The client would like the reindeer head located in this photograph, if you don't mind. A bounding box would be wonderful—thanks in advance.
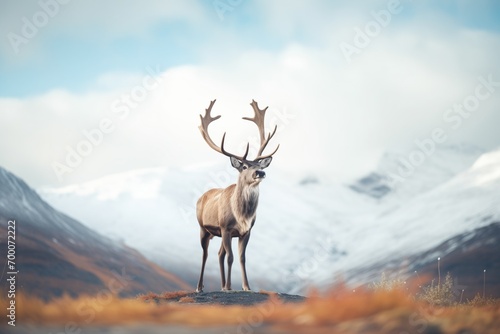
[199,100,279,185]
[229,156,272,185]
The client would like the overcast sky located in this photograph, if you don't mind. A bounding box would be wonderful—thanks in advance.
[1,0,499,187]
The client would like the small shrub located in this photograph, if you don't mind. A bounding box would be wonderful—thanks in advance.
[160,291,190,300]
[137,291,159,302]
[418,272,456,306]
[467,293,496,307]
[137,291,191,302]
[371,272,407,291]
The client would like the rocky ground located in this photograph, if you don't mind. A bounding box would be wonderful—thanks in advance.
[146,290,306,306]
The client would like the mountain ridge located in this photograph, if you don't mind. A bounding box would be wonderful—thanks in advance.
[0,165,191,300]
[37,145,500,295]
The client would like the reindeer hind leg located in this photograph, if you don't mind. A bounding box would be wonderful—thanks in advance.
[238,231,251,291]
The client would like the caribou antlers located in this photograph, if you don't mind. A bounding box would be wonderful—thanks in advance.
[198,99,279,162]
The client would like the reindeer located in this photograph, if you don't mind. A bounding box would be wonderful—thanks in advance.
[195,99,279,292]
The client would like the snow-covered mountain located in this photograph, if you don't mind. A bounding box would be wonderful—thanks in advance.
[332,146,500,293]
[350,143,485,200]
[38,145,500,294]
[0,166,190,299]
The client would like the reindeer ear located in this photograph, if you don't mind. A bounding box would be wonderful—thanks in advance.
[230,156,242,169]
[259,157,272,169]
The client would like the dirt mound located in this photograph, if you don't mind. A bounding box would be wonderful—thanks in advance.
[144,290,306,306]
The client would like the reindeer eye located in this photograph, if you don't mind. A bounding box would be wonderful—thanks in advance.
[242,165,248,170]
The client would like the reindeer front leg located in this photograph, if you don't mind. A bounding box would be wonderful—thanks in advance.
[221,229,233,291]
[196,229,211,293]
[239,230,251,291]
[218,243,226,290]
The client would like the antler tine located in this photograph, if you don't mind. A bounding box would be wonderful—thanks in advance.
[199,99,223,154]
[255,143,280,161]
[244,100,279,160]
[256,124,277,156]
[221,134,249,161]
[199,100,250,161]
[244,100,267,141]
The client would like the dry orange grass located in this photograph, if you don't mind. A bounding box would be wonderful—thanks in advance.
[138,290,191,302]
[178,296,195,303]
[3,287,499,333]
[259,289,278,296]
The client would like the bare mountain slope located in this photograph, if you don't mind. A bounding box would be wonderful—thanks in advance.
[0,166,191,300]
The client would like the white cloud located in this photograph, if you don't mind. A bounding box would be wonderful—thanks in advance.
[1,1,500,187]
[0,0,207,59]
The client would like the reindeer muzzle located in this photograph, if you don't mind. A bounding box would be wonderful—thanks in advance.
[255,170,266,179]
